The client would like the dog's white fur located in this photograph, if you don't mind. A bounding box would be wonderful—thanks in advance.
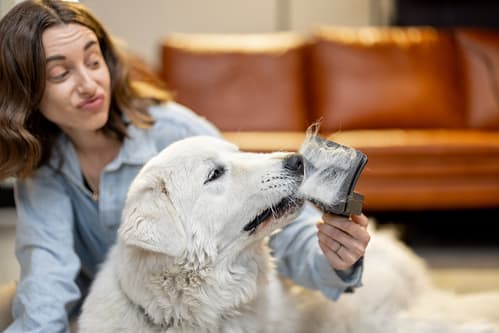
[79,136,499,333]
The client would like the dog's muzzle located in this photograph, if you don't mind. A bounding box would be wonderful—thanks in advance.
[242,154,305,235]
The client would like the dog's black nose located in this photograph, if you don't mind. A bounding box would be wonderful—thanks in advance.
[284,154,304,175]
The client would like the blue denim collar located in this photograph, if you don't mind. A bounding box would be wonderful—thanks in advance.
[49,123,158,182]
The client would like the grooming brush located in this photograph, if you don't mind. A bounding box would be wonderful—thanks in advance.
[298,132,368,217]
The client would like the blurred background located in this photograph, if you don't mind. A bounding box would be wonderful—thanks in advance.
[1,0,498,293]
[2,0,395,67]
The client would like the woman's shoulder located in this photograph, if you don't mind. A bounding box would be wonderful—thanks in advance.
[14,163,68,206]
[145,102,221,151]
[148,102,220,137]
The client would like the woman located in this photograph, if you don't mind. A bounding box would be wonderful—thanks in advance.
[0,1,370,332]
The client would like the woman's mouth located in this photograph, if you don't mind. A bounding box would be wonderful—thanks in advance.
[77,95,105,111]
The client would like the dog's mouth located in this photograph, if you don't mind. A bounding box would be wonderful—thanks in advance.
[243,196,304,235]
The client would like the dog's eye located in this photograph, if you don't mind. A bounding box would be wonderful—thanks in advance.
[205,166,225,184]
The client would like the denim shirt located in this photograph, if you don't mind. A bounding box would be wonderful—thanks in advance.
[7,102,362,333]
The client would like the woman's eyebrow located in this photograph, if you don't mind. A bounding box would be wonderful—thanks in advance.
[83,40,97,51]
[45,40,98,63]
[46,55,65,63]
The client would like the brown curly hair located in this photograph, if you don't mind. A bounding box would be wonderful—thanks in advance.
[0,0,170,180]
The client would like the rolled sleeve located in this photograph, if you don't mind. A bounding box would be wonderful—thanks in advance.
[269,203,363,300]
[6,170,81,333]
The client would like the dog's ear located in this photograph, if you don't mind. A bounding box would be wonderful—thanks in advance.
[119,178,186,257]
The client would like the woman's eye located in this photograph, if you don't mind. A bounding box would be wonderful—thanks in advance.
[87,58,101,69]
[48,67,69,81]
[47,64,69,81]
[205,166,225,184]
[86,51,103,69]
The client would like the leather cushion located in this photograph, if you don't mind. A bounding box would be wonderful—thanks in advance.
[455,29,499,129]
[161,33,308,131]
[308,27,467,131]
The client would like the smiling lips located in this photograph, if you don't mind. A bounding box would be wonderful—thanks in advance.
[77,95,104,111]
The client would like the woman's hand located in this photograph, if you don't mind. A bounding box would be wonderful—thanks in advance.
[317,213,370,271]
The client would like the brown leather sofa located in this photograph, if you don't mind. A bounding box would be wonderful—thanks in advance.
[159,27,499,213]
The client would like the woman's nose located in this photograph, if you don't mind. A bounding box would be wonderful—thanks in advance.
[76,69,97,96]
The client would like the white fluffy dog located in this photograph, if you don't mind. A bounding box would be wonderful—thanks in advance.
[79,136,499,333]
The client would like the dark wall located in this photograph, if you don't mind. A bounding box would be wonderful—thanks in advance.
[394,0,499,28]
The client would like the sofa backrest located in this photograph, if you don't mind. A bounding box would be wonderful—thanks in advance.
[161,33,309,131]
[308,26,466,132]
[455,29,499,129]
[159,27,499,132]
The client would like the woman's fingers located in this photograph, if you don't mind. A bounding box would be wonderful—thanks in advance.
[321,213,370,245]
[317,225,366,258]
[317,213,371,271]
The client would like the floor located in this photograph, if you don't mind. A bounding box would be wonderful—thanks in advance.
[1,207,499,294]
[374,210,499,294]
[0,208,19,285]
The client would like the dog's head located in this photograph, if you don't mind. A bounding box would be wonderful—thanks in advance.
[119,136,304,259]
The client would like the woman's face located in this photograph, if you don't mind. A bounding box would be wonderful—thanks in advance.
[39,23,111,137]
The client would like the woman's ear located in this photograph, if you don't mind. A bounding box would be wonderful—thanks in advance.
[118,178,186,257]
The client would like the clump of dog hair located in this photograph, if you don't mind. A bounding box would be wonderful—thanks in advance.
[298,124,367,215]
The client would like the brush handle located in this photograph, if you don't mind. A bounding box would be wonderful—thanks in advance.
[309,192,364,217]
[344,192,364,216]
